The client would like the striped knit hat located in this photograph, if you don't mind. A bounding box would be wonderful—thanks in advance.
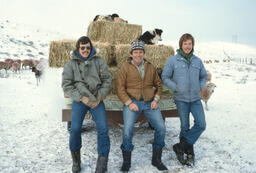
[130,40,145,52]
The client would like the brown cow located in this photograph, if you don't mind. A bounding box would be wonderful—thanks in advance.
[11,62,21,73]
[21,59,34,69]
[0,61,11,73]
[4,58,14,64]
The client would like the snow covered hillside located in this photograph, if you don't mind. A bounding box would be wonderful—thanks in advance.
[0,19,69,61]
[0,20,256,173]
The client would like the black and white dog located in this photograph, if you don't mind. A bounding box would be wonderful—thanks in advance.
[32,67,42,86]
[93,13,127,23]
[138,29,163,45]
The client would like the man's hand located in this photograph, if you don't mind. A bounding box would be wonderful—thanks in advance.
[81,96,100,108]
[128,102,139,112]
[81,96,89,104]
[151,100,158,110]
[88,99,100,109]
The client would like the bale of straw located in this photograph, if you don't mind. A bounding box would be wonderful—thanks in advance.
[145,44,175,69]
[87,21,142,44]
[49,40,76,67]
[108,67,119,95]
[49,40,115,67]
[115,44,130,68]
[94,42,116,66]
[115,44,175,69]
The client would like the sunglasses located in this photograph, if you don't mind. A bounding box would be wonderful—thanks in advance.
[80,46,91,51]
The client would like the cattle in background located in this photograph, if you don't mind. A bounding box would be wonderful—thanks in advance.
[0,61,11,73]
[4,59,14,65]
[11,62,21,73]
[21,59,34,69]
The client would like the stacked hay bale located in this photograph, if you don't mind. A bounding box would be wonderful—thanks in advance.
[115,44,174,69]
[49,41,115,67]
[49,21,174,97]
[87,21,142,44]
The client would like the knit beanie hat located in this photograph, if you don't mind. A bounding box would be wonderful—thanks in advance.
[130,40,145,52]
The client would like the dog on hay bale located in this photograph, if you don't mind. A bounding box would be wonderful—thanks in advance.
[138,28,163,45]
[93,13,128,23]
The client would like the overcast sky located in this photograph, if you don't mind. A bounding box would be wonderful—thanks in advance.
[1,0,256,46]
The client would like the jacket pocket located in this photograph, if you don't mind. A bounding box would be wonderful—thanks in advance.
[174,64,187,93]
[190,63,200,76]
[190,64,201,93]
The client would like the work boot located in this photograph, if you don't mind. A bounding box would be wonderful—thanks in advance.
[121,151,131,172]
[71,150,81,173]
[95,156,108,173]
[152,148,168,171]
[185,144,195,167]
[173,138,187,165]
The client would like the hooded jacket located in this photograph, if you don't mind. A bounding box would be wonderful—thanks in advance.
[162,53,207,102]
[62,47,112,102]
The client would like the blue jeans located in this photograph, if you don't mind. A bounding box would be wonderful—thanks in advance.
[121,99,166,152]
[175,100,206,145]
[69,101,110,157]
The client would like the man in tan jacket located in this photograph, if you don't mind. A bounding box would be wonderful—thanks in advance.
[117,40,168,172]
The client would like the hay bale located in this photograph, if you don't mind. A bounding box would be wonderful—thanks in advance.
[115,44,130,68]
[87,21,142,44]
[49,40,115,67]
[116,44,175,69]
[94,42,116,66]
[108,67,119,95]
[145,45,175,69]
[49,40,76,67]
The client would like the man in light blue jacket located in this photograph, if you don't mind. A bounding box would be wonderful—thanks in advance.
[162,33,207,167]
[62,36,112,173]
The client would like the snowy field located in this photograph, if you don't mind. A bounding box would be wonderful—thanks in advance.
[0,20,256,173]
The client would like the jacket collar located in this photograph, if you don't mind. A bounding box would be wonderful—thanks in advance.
[71,46,97,61]
[127,57,151,65]
[177,48,194,63]
[177,53,195,63]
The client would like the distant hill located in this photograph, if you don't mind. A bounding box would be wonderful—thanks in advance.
[0,19,70,61]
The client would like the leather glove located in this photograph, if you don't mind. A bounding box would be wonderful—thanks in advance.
[88,99,100,109]
[81,96,100,109]
[81,96,90,105]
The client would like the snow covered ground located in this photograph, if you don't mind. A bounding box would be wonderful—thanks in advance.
[0,20,256,173]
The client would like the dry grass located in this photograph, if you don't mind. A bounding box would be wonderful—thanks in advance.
[115,44,175,69]
[108,67,120,95]
[49,40,115,67]
[87,21,142,44]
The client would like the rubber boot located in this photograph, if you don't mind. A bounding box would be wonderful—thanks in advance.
[95,156,108,173]
[173,138,187,165]
[152,148,168,171]
[121,151,131,172]
[185,144,195,167]
[71,150,81,173]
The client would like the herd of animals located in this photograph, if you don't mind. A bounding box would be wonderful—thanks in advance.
[0,58,47,86]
